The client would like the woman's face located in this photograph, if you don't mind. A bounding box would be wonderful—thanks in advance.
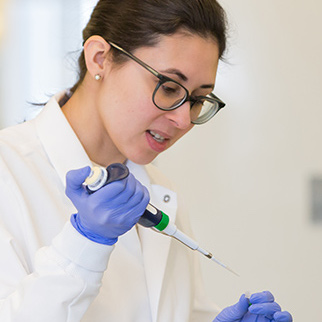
[96,31,220,165]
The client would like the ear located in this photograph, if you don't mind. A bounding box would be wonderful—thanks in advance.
[83,35,112,80]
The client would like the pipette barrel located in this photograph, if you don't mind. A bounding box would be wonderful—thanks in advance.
[137,204,166,228]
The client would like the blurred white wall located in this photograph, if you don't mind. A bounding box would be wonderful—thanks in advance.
[0,0,321,320]
[0,0,98,128]
[157,1,322,320]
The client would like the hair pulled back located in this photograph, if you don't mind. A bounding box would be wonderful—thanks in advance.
[71,0,227,93]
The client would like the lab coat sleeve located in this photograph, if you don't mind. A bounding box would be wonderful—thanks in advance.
[0,217,114,321]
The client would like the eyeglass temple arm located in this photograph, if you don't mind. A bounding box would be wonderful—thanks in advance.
[107,41,160,78]
[209,93,226,108]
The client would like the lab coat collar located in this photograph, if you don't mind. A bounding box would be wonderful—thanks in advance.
[34,93,92,185]
[34,94,178,322]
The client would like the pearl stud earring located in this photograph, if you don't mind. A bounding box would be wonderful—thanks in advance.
[95,74,101,81]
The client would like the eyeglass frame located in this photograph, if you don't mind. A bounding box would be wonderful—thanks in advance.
[107,40,226,125]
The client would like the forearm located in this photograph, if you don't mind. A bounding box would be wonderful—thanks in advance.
[0,222,114,322]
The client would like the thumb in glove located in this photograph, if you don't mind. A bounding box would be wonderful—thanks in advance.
[214,294,249,322]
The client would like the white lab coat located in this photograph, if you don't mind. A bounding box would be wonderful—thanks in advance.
[0,93,220,321]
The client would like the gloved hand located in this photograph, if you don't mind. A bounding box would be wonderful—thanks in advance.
[213,291,293,322]
[65,166,150,245]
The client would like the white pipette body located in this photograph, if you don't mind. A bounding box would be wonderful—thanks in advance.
[157,220,239,277]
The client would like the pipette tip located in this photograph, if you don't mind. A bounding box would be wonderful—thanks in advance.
[210,256,240,277]
[224,265,240,277]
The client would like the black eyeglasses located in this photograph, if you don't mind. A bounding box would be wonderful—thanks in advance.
[107,41,226,125]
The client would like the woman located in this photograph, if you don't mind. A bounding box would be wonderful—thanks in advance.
[0,0,292,321]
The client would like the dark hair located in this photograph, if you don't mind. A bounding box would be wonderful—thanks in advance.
[70,0,227,94]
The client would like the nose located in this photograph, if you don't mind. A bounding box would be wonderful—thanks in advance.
[166,101,192,129]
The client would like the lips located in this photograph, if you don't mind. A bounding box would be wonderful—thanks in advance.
[148,130,165,143]
[146,130,170,152]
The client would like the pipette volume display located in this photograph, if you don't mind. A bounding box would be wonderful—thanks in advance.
[84,163,239,276]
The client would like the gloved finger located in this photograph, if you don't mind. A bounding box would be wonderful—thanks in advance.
[254,317,271,322]
[250,291,275,304]
[127,177,149,205]
[273,311,293,322]
[241,312,269,322]
[113,184,150,225]
[128,186,150,220]
[92,176,129,202]
[109,173,140,206]
[66,166,91,195]
[109,195,150,230]
[122,182,149,211]
[248,302,281,315]
[214,294,249,321]
[113,174,149,209]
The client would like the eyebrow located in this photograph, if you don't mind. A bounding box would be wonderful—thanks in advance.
[161,68,188,82]
[161,68,214,90]
[200,84,215,89]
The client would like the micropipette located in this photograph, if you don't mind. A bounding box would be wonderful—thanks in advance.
[140,203,239,276]
[84,163,239,277]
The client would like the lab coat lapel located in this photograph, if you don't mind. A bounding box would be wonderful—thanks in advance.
[138,185,177,322]
[128,162,178,322]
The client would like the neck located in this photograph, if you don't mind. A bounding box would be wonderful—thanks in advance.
[61,81,126,167]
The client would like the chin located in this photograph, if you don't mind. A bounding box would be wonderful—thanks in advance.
[127,152,159,166]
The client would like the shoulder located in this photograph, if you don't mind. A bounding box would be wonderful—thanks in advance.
[0,119,44,171]
[0,120,37,151]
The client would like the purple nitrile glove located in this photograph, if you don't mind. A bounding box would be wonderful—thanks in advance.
[213,291,293,322]
[66,166,150,245]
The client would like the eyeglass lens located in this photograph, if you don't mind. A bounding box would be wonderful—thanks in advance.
[154,81,186,109]
[153,80,219,123]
